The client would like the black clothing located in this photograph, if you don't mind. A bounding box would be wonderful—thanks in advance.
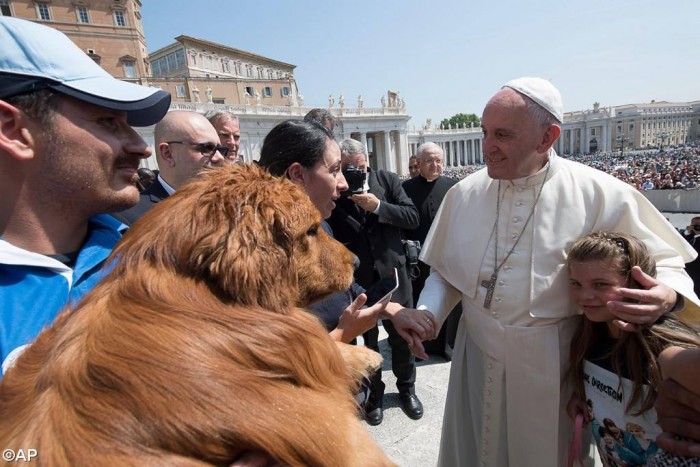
[112,177,169,226]
[309,221,365,335]
[682,232,700,296]
[402,175,461,359]
[327,169,419,396]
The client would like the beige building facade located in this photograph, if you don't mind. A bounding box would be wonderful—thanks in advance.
[1,0,149,81]
[147,36,300,108]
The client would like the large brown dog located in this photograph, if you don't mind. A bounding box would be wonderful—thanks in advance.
[0,164,394,466]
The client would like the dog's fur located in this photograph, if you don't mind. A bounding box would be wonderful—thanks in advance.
[0,164,393,466]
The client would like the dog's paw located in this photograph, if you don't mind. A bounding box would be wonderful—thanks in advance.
[335,342,382,379]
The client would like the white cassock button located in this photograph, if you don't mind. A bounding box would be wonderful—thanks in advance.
[516,201,523,206]
[513,217,520,223]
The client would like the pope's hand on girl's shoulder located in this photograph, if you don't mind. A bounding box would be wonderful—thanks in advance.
[607,266,676,332]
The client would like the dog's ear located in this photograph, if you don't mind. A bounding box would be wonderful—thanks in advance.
[113,164,314,313]
[196,198,298,313]
[179,166,304,313]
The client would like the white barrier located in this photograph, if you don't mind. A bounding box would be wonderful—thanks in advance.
[642,189,700,212]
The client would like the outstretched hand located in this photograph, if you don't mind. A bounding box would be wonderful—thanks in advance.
[331,293,385,343]
[606,266,676,332]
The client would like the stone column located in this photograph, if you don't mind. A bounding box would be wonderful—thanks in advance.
[361,132,368,152]
[383,131,393,172]
[398,131,409,175]
[602,122,609,152]
[569,130,575,155]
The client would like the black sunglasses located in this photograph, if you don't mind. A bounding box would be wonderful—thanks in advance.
[167,141,229,157]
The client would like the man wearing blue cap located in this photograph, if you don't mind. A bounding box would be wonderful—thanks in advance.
[405,77,699,466]
[0,17,170,376]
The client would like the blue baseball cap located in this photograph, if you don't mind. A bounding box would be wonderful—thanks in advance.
[0,16,170,127]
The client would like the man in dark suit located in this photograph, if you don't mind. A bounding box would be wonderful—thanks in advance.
[402,142,461,361]
[114,111,227,225]
[681,216,700,296]
[327,139,421,425]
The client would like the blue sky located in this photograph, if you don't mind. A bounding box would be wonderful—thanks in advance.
[141,0,699,129]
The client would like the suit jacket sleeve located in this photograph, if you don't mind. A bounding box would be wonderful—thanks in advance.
[374,170,419,231]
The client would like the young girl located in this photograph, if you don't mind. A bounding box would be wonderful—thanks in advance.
[566,231,700,466]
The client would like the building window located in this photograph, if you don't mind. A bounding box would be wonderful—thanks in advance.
[257,66,264,79]
[76,6,90,23]
[222,61,230,73]
[281,86,290,97]
[212,98,224,104]
[245,64,252,78]
[267,69,274,80]
[590,128,596,136]
[175,85,186,98]
[629,124,634,131]
[36,2,51,20]
[1,0,13,16]
[122,60,136,78]
[235,61,242,75]
[114,10,126,27]
[617,125,622,133]
[263,86,272,97]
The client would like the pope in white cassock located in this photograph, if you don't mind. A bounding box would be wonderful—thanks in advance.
[414,77,699,466]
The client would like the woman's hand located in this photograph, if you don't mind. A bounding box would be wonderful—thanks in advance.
[329,293,385,343]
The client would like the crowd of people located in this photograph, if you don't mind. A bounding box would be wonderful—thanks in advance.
[410,147,700,192]
[360,147,700,199]
[1,16,699,467]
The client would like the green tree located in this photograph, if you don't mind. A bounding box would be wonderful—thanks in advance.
[440,113,480,130]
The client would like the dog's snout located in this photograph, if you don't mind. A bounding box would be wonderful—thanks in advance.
[352,255,360,271]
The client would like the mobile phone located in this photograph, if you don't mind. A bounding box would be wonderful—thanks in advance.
[364,268,399,307]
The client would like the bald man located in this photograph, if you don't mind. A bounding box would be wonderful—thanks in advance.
[114,111,226,225]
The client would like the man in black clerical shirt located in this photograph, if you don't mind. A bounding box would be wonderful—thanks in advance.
[402,142,460,360]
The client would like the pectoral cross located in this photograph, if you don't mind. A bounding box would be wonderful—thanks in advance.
[480,272,497,309]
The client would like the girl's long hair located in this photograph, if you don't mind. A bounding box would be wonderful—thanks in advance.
[568,231,700,415]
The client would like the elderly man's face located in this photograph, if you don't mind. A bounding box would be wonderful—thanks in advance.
[35,96,151,214]
[212,116,241,162]
[419,149,443,181]
[481,88,552,180]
